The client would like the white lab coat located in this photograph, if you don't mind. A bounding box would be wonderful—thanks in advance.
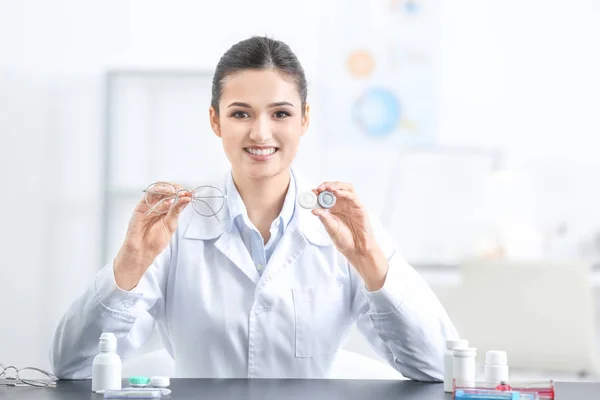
[50,169,458,380]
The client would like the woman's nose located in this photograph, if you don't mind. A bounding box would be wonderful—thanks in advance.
[249,116,272,142]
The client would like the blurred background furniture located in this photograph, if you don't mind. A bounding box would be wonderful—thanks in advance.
[457,260,599,378]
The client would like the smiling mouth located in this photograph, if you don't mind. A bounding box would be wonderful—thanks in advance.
[244,147,279,156]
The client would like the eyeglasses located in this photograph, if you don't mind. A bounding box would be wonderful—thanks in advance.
[0,363,57,387]
[142,182,227,221]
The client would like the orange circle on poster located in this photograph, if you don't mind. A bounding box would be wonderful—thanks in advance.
[347,50,375,78]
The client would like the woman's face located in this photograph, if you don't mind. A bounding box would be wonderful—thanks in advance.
[209,68,309,181]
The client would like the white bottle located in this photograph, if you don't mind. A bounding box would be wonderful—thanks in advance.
[484,350,509,384]
[91,332,122,392]
[453,347,477,388]
[444,339,468,392]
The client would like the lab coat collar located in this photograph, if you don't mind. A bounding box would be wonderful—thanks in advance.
[182,168,333,247]
[224,167,297,236]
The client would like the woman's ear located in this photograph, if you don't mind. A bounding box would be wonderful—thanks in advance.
[209,106,222,138]
[301,103,310,136]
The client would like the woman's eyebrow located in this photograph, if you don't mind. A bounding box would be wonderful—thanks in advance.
[227,102,252,108]
[226,101,295,108]
[268,101,295,108]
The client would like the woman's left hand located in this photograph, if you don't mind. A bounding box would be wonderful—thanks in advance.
[312,181,389,290]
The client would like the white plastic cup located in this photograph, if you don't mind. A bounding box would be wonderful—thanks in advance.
[150,376,170,388]
[484,350,509,384]
[444,339,469,392]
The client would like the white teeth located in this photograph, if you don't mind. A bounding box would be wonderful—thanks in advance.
[247,148,276,156]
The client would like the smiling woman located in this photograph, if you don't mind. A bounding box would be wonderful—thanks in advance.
[208,38,309,185]
[50,35,458,382]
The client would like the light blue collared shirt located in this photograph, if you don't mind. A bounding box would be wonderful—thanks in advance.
[225,170,296,276]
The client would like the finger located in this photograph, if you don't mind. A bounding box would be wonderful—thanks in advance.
[173,183,193,198]
[143,183,178,212]
[141,196,173,216]
[178,190,192,199]
[145,182,178,195]
[317,181,354,193]
[312,208,339,236]
[164,196,191,232]
[329,182,354,192]
[329,188,361,204]
[317,181,335,191]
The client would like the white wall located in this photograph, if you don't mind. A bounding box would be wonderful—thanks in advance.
[1,0,600,372]
[439,0,600,160]
[437,0,600,262]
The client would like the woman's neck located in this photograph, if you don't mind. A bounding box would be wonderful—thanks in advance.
[231,168,291,237]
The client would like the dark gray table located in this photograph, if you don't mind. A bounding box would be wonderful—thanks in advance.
[1,379,598,399]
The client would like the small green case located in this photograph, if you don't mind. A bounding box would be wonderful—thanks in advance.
[128,376,150,387]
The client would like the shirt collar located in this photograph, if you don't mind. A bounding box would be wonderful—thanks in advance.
[182,168,332,246]
[225,169,296,232]
[225,173,244,227]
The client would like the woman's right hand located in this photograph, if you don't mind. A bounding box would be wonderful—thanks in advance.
[114,184,192,290]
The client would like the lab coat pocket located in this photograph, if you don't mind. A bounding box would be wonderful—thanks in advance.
[292,283,347,358]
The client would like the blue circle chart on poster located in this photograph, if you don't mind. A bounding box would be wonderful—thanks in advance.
[403,1,419,14]
[391,0,420,14]
[353,87,401,137]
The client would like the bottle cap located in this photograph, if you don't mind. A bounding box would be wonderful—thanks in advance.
[99,332,117,352]
[446,339,469,350]
[128,376,150,387]
[453,347,477,358]
[298,191,318,209]
[150,376,170,388]
[485,350,508,366]
[317,191,336,209]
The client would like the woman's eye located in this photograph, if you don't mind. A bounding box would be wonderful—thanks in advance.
[232,111,250,119]
[273,111,291,119]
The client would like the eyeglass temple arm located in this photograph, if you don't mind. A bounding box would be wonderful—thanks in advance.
[144,195,226,217]
[193,198,222,222]
[22,366,56,376]
[144,195,177,216]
